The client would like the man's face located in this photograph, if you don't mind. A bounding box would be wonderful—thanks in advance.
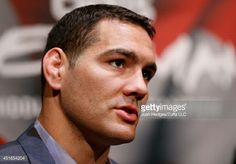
[60,20,156,146]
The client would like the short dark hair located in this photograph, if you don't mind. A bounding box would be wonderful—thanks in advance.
[41,4,156,94]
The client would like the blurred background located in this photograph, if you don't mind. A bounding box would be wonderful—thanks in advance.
[0,0,236,163]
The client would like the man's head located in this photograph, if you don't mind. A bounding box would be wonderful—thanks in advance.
[41,4,156,146]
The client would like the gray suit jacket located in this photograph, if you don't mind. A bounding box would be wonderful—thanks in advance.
[0,124,117,164]
[0,124,55,163]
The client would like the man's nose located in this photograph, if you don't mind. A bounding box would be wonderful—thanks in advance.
[123,70,148,100]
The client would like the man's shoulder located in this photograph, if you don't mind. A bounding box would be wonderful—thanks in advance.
[0,140,29,163]
[0,140,25,155]
[0,124,55,164]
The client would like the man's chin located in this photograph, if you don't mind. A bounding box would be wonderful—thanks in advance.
[108,128,136,145]
[111,137,135,145]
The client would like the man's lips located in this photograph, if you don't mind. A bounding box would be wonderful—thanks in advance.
[114,105,138,123]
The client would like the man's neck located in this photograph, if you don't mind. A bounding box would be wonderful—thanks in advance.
[38,95,110,164]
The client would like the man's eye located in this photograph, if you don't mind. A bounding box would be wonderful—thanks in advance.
[110,60,125,68]
[142,70,153,81]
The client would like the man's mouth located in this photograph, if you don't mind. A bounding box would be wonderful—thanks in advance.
[114,104,138,123]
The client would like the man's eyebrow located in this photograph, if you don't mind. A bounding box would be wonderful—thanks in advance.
[99,48,138,61]
[100,48,157,72]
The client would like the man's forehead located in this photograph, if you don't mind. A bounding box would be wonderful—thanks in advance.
[94,20,153,46]
[84,19,156,64]
[94,19,152,39]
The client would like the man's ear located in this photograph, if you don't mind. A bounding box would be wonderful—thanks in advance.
[43,48,68,90]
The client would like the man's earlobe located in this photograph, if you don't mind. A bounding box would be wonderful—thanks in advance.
[43,48,68,90]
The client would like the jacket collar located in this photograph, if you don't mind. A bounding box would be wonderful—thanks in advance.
[17,124,55,164]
